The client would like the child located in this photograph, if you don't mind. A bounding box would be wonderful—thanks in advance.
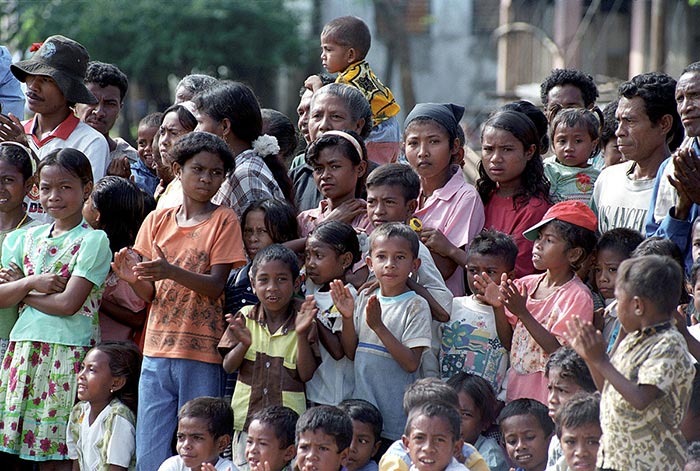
[0,148,112,465]
[687,442,700,471]
[549,392,601,471]
[478,110,552,277]
[218,244,319,466]
[338,399,383,471]
[441,229,516,397]
[314,16,401,165]
[331,223,431,441]
[600,100,624,168]
[567,255,695,470]
[446,373,509,471]
[476,200,596,403]
[67,341,142,471]
[132,112,162,195]
[83,176,147,342]
[245,406,298,471]
[403,103,485,296]
[543,108,602,204]
[0,142,38,360]
[154,104,197,209]
[296,405,353,471]
[158,397,236,471]
[499,399,554,471]
[305,221,360,405]
[402,402,466,471]
[113,132,247,470]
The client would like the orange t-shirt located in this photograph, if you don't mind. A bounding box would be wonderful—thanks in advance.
[133,205,246,364]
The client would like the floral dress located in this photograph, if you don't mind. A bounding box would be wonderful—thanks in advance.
[0,221,111,461]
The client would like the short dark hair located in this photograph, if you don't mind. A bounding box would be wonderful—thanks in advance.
[38,148,93,186]
[139,112,163,130]
[179,396,233,440]
[171,131,235,175]
[632,239,688,305]
[193,80,262,145]
[338,399,383,443]
[321,16,371,60]
[550,107,602,143]
[617,254,682,315]
[251,405,299,449]
[309,220,361,265]
[242,198,299,243]
[262,109,298,161]
[405,402,461,442]
[250,244,300,280]
[366,163,420,202]
[600,100,619,146]
[369,222,419,259]
[545,347,596,393]
[90,176,145,253]
[160,104,197,133]
[92,341,142,414]
[305,130,367,198]
[499,398,554,438]
[545,220,597,271]
[85,61,128,101]
[540,68,598,108]
[296,405,353,451]
[403,378,459,415]
[597,228,644,260]
[467,229,518,271]
[446,372,497,428]
[555,392,600,438]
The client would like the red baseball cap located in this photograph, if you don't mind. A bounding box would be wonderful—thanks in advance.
[523,200,597,241]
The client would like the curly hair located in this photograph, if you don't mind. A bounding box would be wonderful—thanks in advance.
[85,61,128,101]
[540,68,598,108]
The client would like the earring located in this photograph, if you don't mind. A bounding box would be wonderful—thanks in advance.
[109,388,114,393]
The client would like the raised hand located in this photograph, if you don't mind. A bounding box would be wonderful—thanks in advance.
[106,155,132,179]
[499,278,529,317]
[224,312,252,348]
[330,279,355,319]
[365,294,384,332]
[296,295,317,335]
[473,272,505,307]
[111,248,141,284]
[0,113,29,146]
[133,244,172,281]
[565,316,606,364]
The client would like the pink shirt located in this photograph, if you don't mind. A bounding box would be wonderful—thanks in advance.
[505,273,594,403]
[484,193,551,277]
[297,199,373,237]
[415,170,485,296]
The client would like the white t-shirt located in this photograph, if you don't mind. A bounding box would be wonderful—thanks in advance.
[158,456,237,471]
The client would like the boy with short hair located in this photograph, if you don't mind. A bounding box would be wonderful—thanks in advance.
[158,396,236,471]
[132,112,162,195]
[338,399,383,471]
[549,393,601,471]
[402,402,466,471]
[295,405,353,471]
[245,406,298,471]
[499,399,554,471]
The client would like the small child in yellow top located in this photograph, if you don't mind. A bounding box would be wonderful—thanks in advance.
[309,16,401,165]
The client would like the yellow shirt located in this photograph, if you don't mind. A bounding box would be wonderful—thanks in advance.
[336,60,400,127]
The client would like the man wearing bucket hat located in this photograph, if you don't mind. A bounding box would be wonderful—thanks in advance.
[0,35,109,221]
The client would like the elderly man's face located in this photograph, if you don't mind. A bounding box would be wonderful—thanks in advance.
[676,71,700,138]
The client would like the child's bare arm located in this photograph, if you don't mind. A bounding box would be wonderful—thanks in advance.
[365,295,423,373]
[407,278,449,322]
[112,248,155,302]
[296,296,320,381]
[222,313,252,374]
[330,280,358,359]
[500,279,561,353]
[420,228,467,280]
[23,276,95,316]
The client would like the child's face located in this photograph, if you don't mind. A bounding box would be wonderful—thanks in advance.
[692,220,700,263]
[560,422,602,471]
[244,209,274,261]
[466,252,513,296]
[367,235,420,297]
[159,111,189,163]
[311,146,366,204]
[296,429,348,471]
[546,367,586,420]
[532,224,572,272]
[614,283,642,333]
[404,121,457,183]
[39,164,91,224]
[552,124,597,168]
[402,415,460,471]
[481,126,534,192]
[305,237,350,288]
[346,419,380,471]
[0,159,31,215]
[246,419,296,471]
[82,195,100,229]
[501,414,551,471]
[173,150,225,203]
[252,259,298,318]
[602,140,624,168]
[320,35,354,74]
[25,74,67,114]
[176,417,228,469]
[456,392,484,445]
[366,185,416,227]
[76,348,120,405]
[594,248,624,300]
[137,124,158,168]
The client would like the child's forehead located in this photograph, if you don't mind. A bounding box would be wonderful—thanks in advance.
[371,235,412,251]
[500,413,543,433]
[408,414,453,435]
[178,416,213,435]
[466,251,510,268]
[367,184,406,200]
[560,421,602,436]
[256,259,294,276]
[249,419,281,439]
[298,428,338,445]
[404,119,449,138]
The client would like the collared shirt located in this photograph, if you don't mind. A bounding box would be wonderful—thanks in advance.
[336,61,400,127]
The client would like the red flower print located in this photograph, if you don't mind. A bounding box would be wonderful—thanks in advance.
[8,367,17,392]
[23,430,34,448]
[10,422,16,431]
[29,352,40,366]
[3,435,7,446]
[59,264,69,277]
[48,246,58,256]
[48,380,56,396]
[3,354,11,369]
[40,437,51,452]
[73,361,81,373]
[48,409,56,417]
[71,244,80,255]
[54,360,61,369]
[41,344,50,356]
[41,392,47,400]
[57,442,68,456]
[9,405,16,411]
[62,382,70,392]
[74,351,81,359]
[51,426,57,433]
[32,397,40,405]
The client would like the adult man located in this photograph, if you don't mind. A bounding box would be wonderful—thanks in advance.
[591,72,682,234]
[540,68,598,119]
[75,61,137,178]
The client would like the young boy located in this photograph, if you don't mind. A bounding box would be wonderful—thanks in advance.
[295,405,353,471]
[331,223,431,441]
[567,255,695,470]
[245,406,298,471]
[441,229,517,397]
[550,393,601,471]
[131,112,162,196]
[402,402,465,471]
[310,16,400,164]
[338,399,383,471]
[499,399,554,471]
[158,397,235,471]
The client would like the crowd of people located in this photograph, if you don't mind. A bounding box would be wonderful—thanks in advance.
[0,13,698,471]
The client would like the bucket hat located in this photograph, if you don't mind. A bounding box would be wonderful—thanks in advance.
[11,35,97,105]
[523,200,597,241]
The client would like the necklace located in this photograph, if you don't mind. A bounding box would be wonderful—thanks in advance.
[14,213,27,231]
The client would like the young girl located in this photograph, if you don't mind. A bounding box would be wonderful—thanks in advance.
[112,132,247,471]
[476,201,596,404]
[0,148,112,468]
[478,110,552,277]
[67,341,142,471]
[83,176,147,343]
[304,220,360,406]
[544,108,603,204]
[403,103,485,296]
[218,244,318,466]
[0,142,38,360]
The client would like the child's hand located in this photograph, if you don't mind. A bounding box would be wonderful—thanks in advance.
[249,459,272,471]
[325,199,367,225]
[0,263,23,284]
[304,75,323,92]
[330,279,354,319]
[296,295,317,335]
[200,463,226,471]
[225,313,252,348]
[30,273,67,294]
[473,272,505,307]
[133,244,172,281]
[419,227,452,257]
[566,316,606,364]
[365,294,384,332]
[112,248,140,284]
[499,278,528,317]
